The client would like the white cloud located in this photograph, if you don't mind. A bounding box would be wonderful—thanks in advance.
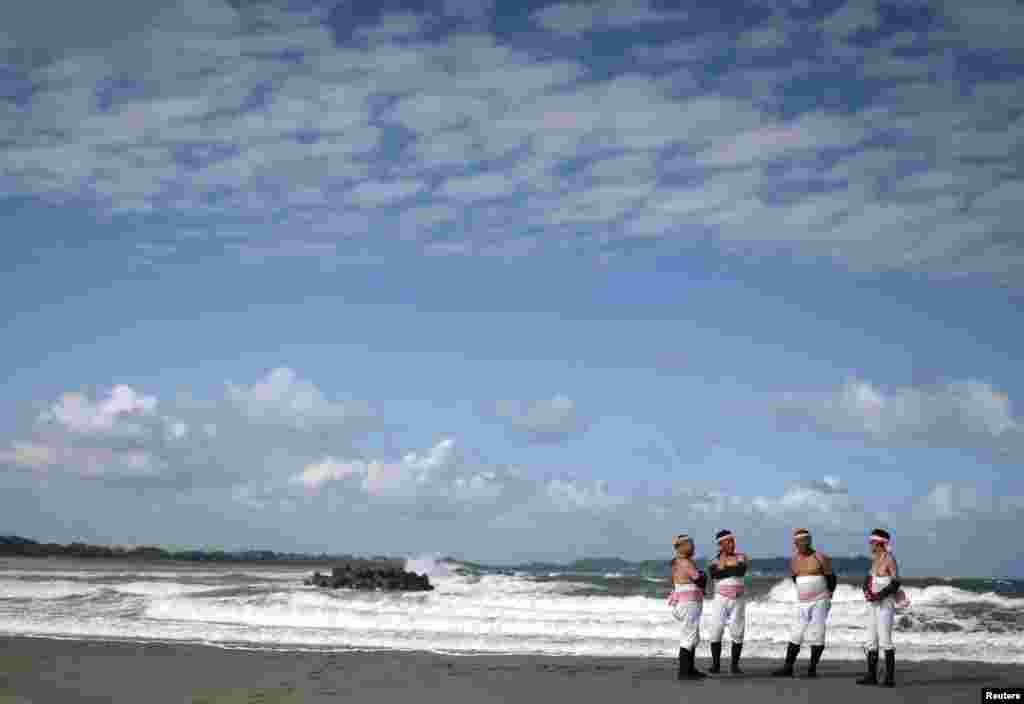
[40,386,158,435]
[932,0,1024,51]
[532,0,688,37]
[226,367,376,430]
[773,379,1020,459]
[2,0,1022,286]
[289,437,512,503]
[438,171,517,202]
[346,179,427,208]
[490,395,590,444]
[0,443,57,471]
[354,12,426,44]
[545,478,622,512]
[821,0,880,38]
[751,477,864,528]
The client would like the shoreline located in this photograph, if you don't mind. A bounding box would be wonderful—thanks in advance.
[2,635,1021,703]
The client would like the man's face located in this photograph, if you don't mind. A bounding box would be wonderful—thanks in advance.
[794,536,811,553]
[675,540,694,558]
[720,537,735,555]
[870,541,884,556]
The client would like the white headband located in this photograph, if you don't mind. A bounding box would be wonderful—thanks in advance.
[869,535,890,544]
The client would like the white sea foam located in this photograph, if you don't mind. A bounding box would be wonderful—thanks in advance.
[0,579,99,600]
[110,582,224,597]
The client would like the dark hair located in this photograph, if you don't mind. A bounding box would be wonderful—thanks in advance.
[870,528,891,541]
[715,530,733,541]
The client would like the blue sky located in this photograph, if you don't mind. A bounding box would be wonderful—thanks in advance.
[1,0,1022,575]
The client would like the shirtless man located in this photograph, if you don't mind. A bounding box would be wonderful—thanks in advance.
[669,534,708,680]
[772,528,836,678]
[857,528,902,687]
[706,530,748,674]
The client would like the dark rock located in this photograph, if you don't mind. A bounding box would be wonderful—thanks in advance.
[307,565,434,591]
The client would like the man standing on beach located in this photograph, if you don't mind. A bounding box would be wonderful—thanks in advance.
[669,534,708,681]
[706,529,748,674]
[857,528,903,687]
[772,528,836,678]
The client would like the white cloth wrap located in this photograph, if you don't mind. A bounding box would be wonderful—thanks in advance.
[715,575,746,599]
[791,576,831,646]
[670,584,703,650]
[865,575,896,652]
[707,581,746,644]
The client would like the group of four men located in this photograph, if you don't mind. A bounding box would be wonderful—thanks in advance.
[668,527,902,686]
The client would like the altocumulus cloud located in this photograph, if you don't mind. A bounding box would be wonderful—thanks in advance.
[2,0,1023,284]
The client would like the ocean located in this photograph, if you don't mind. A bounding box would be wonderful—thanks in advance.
[2,556,1022,663]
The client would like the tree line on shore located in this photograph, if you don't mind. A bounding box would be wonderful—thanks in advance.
[2,535,873,574]
[0,535,391,564]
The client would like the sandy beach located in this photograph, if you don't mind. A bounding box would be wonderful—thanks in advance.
[1,636,1019,703]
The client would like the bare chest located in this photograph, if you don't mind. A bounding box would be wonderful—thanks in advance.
[792,553,824,576]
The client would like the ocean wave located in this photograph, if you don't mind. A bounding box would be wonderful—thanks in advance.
[2,566,1023,664]
[0,579,99,600]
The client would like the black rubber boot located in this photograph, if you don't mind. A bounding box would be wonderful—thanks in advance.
[677,648,707,680]
[856,650,878,685]
[730,642,743,674]
[688,648,708,680]
[882,649,895,687]
[771,642,800,677]
[805,645,824,678]
[709,642,722,673]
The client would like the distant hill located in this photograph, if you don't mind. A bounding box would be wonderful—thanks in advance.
[1,536,872,574]
[0,535,38,546]
[0,535,394,564]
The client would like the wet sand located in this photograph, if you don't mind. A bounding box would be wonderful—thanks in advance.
[1,636,1019,703]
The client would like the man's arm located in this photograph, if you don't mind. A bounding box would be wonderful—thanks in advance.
[873,556,901,599]
[821,554,837,593]
[707,557,722,580]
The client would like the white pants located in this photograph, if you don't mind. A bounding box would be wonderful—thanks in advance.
[707,596,746,644]
[864,598,895,651]
[790,598,831,646]
[672,600,703,650]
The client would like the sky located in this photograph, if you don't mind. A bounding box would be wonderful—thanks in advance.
[1,0,1022,576]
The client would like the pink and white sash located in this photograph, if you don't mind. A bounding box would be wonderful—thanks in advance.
[796,575,829,602]
[716,576,745,599]
[869,575,911,608]
[668,583,704,605]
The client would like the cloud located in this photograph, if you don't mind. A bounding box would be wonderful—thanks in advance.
[750,477,866,529]
[40,385,158,435]
[821,0,880,38]
[226,367,377,430]
[1,368,381,489]
[292,437,461,496]
[531,0,688,38]
[544,478,623,512]
[771,378,1020,460]
[487,395,590,444]
[2,0,1023,287]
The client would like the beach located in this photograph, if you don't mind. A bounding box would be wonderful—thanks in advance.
[2,635,1020,703]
